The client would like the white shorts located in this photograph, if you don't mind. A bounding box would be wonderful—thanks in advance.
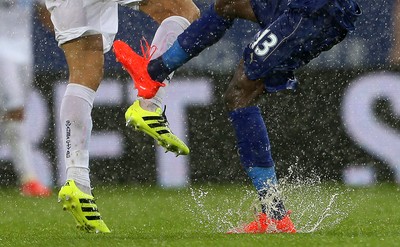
[45,0,141,53]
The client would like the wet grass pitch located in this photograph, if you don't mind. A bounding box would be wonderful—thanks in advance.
[0,183,399,246]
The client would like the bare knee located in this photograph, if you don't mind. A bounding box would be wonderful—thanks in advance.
[224,78,249,111]
[2,108,24,121]
[224,62,265,111]
[140,0,200,24]
[215,0,237,18]
[61,35,104,90]
[224,80,265,111]
[215,0,256,20]
[224,82,240,111]
[177,0,200,23]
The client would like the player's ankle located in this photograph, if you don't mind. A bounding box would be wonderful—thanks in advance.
[74,181,92,195]
[139,99,159,112]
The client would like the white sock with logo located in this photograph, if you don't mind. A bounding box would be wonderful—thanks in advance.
[140,16,191,111]
[60,83,95,194]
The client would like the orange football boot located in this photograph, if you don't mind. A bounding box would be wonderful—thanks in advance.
[113,39,165,99]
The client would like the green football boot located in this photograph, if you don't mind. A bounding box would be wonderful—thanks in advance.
[58,180,110,233]
[125,100,190,156]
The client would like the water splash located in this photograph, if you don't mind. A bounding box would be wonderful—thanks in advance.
[277,160,355,233]
[187,186,255,232]
[187,161,356,233]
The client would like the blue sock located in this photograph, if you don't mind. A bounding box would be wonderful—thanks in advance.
[148,43,189,82]
[148,4,234,82]
[229,107,286,219]
[246,166,277,192]
[228,106,274,168]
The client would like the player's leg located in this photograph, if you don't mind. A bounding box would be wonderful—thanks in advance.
[0,59,52,197]
[224,62,296,234]
[113,0,253,154]
[59,34,111,234]
[46,0,116,233]
[138,0,200,110]
[139,0,200,24]
[223,8,307,234]
[52,1,113,189]
[116,0,199,155]
[116,0,199,105]
[2,109,49,197]
[60,37,103,195]
[225,1,361,233]
[224,12,326,235]
[147,0,256,83]
[113,0,256,98]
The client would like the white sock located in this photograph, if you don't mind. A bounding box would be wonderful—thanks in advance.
[3,120,36,184]
[140,16,191,111]
[60,83,95,194]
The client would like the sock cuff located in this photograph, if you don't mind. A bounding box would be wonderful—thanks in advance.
[228,106,261,121]
[161,42,191,71]
[64,84,96,107]
[160,16,191,30]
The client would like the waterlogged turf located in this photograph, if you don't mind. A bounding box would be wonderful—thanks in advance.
[0,183,399,247]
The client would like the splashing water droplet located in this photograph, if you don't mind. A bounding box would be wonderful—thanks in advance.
[186,160,356,233]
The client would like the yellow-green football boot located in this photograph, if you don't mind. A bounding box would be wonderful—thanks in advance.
[58,180,110,233]
[125,100,190,156]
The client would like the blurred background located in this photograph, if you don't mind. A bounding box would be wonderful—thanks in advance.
[1,0,399,188]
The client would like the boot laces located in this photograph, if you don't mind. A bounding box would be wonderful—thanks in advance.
[140,38,157,61]
[159,106,169,128]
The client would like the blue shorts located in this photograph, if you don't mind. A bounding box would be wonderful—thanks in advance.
[245,0,361,92]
